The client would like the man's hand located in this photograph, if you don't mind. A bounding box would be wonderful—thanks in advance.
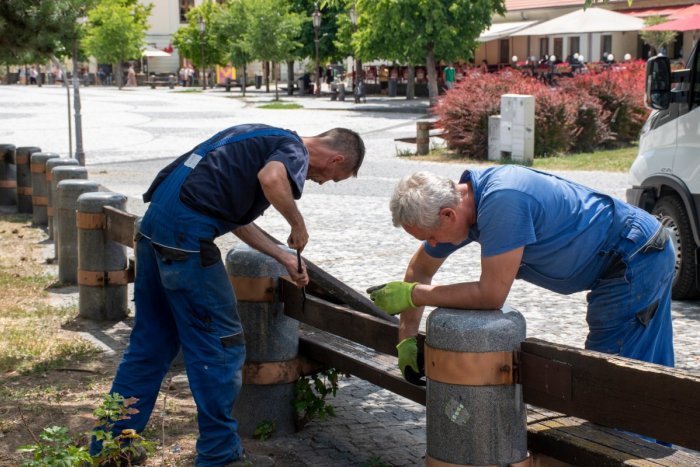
[282,252,309,287]
[396,337,425,386]
[287,224,308,252]
[367,281,417,315]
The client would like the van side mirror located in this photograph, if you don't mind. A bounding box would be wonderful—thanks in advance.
[645,55,671,110]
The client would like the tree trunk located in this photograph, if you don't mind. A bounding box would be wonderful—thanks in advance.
[406,64,415,100]
[273,62,279,101]
[264,61,270,93]
[116,63,124,89]
[287,60,294,96]
[426,44,438,105]
[241,63,247,97]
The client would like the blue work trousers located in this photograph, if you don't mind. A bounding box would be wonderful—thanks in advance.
[103,234,246,466]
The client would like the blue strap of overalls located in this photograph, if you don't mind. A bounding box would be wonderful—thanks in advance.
[192,128,302,158]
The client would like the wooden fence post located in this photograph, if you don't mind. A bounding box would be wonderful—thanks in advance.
[226,245,301,437]
[30,152,59,226]
[15,146,41,214]
[56,179,100,284]
[46,159,80,240]
[77,192,129,320]
[416,121,432,155]
[0,144,17,206]
[425,307,528,466]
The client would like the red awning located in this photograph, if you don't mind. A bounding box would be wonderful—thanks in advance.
[644,15,700,32]
[670,4,700,20]
[625,5,690,18]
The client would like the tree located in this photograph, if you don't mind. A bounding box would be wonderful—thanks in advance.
[211,0,253,95]
[81,0,151,89]
[354,0,505,104]
[245,0,303,100]
[640,16,677,57]
[172,1,226,89]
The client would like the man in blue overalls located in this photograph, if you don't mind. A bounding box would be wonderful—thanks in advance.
[92,124,365,465]
[369,167,674,385]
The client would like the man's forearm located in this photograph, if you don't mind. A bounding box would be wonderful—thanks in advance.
[233,224,285,262]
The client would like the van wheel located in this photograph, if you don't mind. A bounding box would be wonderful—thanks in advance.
[652,195,700,299]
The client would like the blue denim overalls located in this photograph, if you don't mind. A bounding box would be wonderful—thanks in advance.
[99,129,299,466]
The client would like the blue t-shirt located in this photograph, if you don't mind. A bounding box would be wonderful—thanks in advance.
[143,124,308,227]
[424,166,619,293]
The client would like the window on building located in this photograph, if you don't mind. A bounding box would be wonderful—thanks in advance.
[180,0,194,23]
[601,35,612,60]
[568,37,580,59]
[499,39,510,64]
[553,38,563,61]
[539,38,548,58]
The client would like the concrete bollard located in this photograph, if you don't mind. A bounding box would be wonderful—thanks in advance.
[46,159,80,240]
[15,146,42,213]
[77,192,129,320]
[416,121,431,156]
[56,180,100,284]
[226,245,300,437]
[51,166,87,257]
[0,144,17,206]
[425,307,528,466]
[30,152,60,226]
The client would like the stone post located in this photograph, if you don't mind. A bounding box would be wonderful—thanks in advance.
[56,180,100,284]
[425,307,528,466]
[226,245,300,437]
[30,152,60,226]
[0,144,17,206]
[77,192,129,320]
[15,146,41,213]
[46,159,80,240]
[51,166,87,258]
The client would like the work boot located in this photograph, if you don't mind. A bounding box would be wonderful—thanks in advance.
[225,452,275,466]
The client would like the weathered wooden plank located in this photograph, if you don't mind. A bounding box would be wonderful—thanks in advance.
[298,327,426,405]
[521,339,700,451]
[104,205,138,248]
[526,406,700,466]
[282,280,424,356]
[253,224,397,323]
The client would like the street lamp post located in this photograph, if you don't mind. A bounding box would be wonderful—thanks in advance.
[349,5,362,103]
[72,17,87,165]
[198,15,206,90]
[312,3,322,96]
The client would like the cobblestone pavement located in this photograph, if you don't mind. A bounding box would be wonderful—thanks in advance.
[2,85,699,466]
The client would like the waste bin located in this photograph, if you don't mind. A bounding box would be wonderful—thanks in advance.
[330,83,338,101]
[388,78,398,97]
[338,83,345,101]
[297,79,306,96]
[255,74,262,89]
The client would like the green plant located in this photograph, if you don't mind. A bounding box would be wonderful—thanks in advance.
[17,426,92,466]
[395,146,414,158]
[293,368,340,430]
[257,102,303,109]
[90,393,155,466]
[253,420,275,441]
[364,456,389,467]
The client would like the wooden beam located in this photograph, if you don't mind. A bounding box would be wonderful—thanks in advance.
[299,328,426,405]
[253,223,397,324]
[521,339,700,451]
[281,279,425,356]
[104,205,138,248]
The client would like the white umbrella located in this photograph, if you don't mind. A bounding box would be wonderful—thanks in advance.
[478,20,538,42]
[512,8,644,36]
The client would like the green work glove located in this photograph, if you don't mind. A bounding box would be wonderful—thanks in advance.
[367,281,418,315]
[396,337,425,386]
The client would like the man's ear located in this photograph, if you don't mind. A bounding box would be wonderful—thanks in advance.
[439,207,456,221]
[331,154,345,165]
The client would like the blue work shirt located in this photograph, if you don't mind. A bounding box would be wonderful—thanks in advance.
[143,124,308,229]
[424,166,658,294]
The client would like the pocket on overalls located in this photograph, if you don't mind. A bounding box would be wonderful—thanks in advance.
[199,238,221,267]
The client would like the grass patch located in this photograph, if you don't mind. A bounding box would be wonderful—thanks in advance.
[174,89,203,93]
[257,102,303,110]
[402,144,638,172]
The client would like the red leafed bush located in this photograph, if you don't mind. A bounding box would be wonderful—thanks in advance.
[568,61,648,145]
[434,62,648,159]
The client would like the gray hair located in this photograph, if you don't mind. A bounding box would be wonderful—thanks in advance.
[390,172,460,229]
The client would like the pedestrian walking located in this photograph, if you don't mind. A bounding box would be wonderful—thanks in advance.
[370,167,675,385]
[90,124,365,466]
[126,64,137,87]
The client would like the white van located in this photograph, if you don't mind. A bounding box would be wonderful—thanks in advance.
[626,42,700,299]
